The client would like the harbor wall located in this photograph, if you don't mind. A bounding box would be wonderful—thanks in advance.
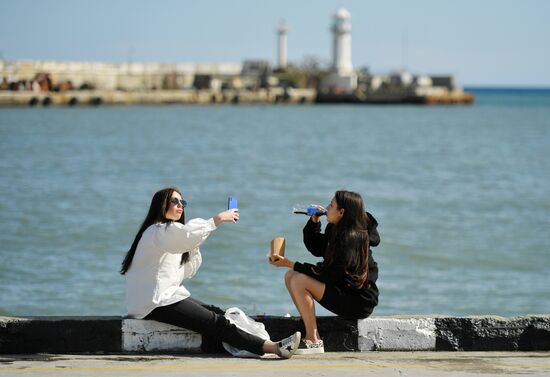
[1,315,549,354]
[0,88,474,107]
[0,88,316,107]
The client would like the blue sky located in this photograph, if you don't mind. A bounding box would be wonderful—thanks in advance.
[1,0,548,87]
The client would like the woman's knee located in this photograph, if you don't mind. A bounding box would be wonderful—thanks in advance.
[287,271,310,291]
[289,273,325,300]
[284,269,298,288]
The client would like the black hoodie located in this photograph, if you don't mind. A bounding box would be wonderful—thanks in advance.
[293,212,380,308]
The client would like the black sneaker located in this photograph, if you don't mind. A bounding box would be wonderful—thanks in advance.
[275,331,301,359]
[294,339,324,355]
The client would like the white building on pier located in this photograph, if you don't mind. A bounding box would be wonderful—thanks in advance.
[320,8,358,93]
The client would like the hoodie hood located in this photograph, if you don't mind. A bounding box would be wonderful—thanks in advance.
[367,212,380,247]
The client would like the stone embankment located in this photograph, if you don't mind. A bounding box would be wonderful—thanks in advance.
[0,88,315,107]
[1,315,549,354]
[0,88,475,107]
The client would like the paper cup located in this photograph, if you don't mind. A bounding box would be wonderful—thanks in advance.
[270,237,286,262]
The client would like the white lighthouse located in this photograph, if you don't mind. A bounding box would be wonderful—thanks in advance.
[276,21,288,70]
[332,8,353,74]
[321,8,357,93]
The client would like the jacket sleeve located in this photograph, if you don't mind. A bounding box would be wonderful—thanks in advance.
[302,219,327,257]
[153,218,217,254]
[294,239,356,286]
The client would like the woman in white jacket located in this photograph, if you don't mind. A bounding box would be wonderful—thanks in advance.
[121,187,300,358]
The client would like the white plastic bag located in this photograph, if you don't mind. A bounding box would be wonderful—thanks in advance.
[222,307,270,358]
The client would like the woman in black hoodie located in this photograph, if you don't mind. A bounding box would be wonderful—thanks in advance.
[269,190,380,354]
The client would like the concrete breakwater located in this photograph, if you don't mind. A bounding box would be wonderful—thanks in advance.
[0,88,316,107]
[0,88,474,107]
[1,315,549,354]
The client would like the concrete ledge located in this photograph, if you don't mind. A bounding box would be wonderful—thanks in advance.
[0,316,121,354]
[359,317,436,351]
[434,315,550,351]
[122,319,201,353]
[1,315,549,354]
[256,316,358,352]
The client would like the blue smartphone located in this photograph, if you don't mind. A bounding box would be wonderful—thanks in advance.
[228,196,238,210]
[228,196,238,223]
[228,196,238,222]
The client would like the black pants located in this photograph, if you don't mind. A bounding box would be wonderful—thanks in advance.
[145,297,265,355]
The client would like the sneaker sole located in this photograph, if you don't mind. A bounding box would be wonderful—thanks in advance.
[294,346,325,355]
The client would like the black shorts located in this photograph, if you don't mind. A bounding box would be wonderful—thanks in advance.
[318,284,374,319]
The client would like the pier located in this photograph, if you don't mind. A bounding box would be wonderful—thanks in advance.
[0,88,317,107]
[0,88,474,107]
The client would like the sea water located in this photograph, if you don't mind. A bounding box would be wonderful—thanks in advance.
[1,89,549,317]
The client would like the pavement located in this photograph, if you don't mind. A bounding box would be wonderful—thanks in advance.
[1,352,550,377]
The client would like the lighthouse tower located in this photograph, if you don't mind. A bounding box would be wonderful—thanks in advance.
[321,8,357,93]
[276,21,288,70]
[332,8,353,74]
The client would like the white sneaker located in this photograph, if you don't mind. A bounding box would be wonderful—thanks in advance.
[294,339,325,355]
[275,331,301,359]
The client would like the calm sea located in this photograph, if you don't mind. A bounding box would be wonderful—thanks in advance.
[1,89,549,317]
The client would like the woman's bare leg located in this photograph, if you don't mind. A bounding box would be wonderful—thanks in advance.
[286,272,326,342]
[284,270,300,310]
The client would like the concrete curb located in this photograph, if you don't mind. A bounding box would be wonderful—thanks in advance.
[358,317,436,351]
[0,316,121,354]
[122,319,201,353]
[1,315,549,354]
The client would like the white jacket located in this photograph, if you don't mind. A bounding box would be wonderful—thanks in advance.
[125,218,216,318]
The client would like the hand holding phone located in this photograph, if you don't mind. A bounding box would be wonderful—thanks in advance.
[228,196,238,222]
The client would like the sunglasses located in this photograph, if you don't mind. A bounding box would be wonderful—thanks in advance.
[170,197,187,208]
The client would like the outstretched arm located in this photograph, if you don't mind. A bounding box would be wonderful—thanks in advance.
[154,209,239,253]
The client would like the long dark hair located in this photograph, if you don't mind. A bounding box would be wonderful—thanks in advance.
[120,187,187,275]
[320,190,370,289]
